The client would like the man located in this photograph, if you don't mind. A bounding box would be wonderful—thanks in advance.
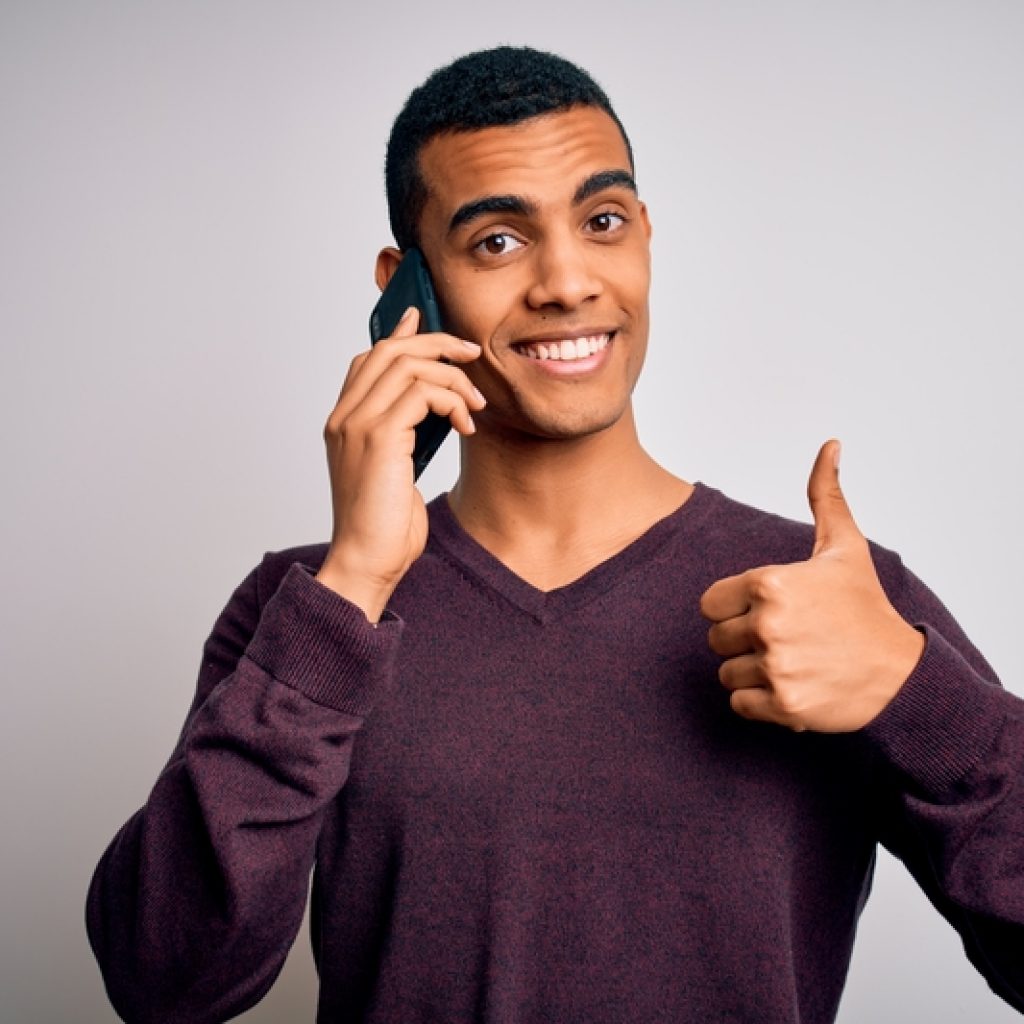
[87,46,1024,1023]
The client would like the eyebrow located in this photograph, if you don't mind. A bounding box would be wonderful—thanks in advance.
[447,168,638,235]
[449,195,537,233]
[572,169,637,205]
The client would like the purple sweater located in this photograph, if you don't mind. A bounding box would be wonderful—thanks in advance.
[87,484,1024,1023]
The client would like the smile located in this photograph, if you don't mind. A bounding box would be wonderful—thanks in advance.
[517,333,611,362]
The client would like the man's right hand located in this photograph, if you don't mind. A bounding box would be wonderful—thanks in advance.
[315,307,484,621]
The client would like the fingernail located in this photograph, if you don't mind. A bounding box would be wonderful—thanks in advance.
[473,387,486,405]
[833,441,842,470]
[400,306,416,323]
[462,340,481,353]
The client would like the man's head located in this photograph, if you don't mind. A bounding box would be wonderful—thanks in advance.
[377,49,651,446]
[385,46,633,252]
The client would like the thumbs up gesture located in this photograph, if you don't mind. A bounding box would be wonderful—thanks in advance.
[699,441,926,733]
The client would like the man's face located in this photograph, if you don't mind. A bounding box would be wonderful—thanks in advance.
[407,106,652,443]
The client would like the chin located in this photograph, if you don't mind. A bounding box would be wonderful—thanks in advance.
[499,401,630,444]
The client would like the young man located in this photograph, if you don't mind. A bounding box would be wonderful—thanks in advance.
[88,47,1024,1023]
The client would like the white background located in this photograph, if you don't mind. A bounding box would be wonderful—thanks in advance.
[2,1,1022,1021]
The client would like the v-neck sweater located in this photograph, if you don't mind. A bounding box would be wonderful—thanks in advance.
[88,484,1024,1023]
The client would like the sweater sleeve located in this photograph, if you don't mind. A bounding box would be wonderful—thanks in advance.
[86,556,403,1024]
[864,553,1024,1012]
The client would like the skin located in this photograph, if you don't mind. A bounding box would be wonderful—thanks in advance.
[316,106,924,733]
[701,439,925,732]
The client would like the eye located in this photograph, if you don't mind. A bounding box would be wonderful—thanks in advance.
[587,211,625,234]
[474,232,524,256]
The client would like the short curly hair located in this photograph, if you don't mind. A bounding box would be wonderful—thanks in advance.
[385,46,633,251]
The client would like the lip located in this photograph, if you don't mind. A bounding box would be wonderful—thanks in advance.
[512,326,619,347]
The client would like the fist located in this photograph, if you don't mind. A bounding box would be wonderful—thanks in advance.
[699,440,925,732]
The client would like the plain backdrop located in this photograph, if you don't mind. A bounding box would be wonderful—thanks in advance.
[2,1,1022,1021]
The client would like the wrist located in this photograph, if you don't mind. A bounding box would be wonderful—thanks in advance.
[315,557,396,624]
[866,619,927,725]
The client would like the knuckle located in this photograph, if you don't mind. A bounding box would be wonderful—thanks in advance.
[771,687,803,719]
[752,608,783,647]
[323,411,347,441]
[760,647,791,682]
[443,393,464,416]
[334,410,367,446]
[410,378,431,401]
[751,568,785,602]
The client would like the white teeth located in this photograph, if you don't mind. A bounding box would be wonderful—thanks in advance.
[519,333,611,362]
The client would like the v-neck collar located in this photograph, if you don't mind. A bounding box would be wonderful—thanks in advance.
[425,482,719,625]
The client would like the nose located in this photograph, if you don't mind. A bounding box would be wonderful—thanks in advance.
[525,230,603,311]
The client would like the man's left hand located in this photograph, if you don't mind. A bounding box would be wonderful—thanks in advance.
[699,440,926,733]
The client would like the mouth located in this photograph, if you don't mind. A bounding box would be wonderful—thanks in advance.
[513,332,613,362]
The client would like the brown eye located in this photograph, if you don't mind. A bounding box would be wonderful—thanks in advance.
[474,232,524,257]
[588,212,624,234]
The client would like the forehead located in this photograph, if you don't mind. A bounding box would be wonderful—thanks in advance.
[417,107,633,216]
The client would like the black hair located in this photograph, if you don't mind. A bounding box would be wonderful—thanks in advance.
[385,46,633,251]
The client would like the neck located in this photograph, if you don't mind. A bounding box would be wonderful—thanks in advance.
[447,407,692,590]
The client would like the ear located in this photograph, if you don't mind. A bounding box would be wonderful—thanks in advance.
[374,247,403,291]
[639,201,652,242]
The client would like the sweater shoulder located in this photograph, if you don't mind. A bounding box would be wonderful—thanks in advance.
[698,486,818,566]
[694,485,907,587]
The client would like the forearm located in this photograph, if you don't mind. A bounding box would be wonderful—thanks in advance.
[87,562,401,1023]
[865,560,1024,1009]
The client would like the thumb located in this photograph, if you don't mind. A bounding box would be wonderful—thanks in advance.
[808,439,861,556]
[391,305,422,339]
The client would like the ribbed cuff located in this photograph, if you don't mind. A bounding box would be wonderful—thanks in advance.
[245,563,403,716]
[863,624,1008,797]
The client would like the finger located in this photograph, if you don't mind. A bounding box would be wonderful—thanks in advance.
[329,356,485,436]
[807,439,862,556]
[729,687,785,726]
[700,572,753,623]
[717,653,766,692]
[383,378,479,438]
[375,354,485,410]
[391,305,420,339]
[707,616,756,658]
[333,389,476,480]
[338,305,422,404]
[339,332,482,412]
[339,375,481,453]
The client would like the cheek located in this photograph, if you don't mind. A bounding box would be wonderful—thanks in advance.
[602,243,650,312]
[437,275,508,345]
[628,251,652,304]
[620,259,651,322]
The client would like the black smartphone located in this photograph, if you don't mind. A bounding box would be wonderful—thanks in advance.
[368,247,452,480]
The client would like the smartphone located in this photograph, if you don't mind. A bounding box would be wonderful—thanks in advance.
[368,247,452,480]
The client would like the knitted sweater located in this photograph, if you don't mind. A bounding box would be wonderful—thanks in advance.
[87,484,1024,1023]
